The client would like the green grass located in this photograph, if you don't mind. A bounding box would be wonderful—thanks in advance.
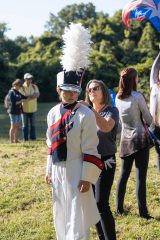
[0,103,160,239]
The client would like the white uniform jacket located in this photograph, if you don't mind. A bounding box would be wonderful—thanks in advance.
[150,84,160,126]
[46,102,104,240]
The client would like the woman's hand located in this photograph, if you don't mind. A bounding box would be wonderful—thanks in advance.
[78,180,90,192]
[16,99,25,105]
[45,173,52,184]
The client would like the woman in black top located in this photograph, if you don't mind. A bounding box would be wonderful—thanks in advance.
[84,80,119,240]
[8,79,27,143]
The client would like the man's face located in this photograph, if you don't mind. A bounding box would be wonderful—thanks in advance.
[26,78,32,84]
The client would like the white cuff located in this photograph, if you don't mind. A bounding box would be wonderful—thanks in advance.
[81,161,102,185]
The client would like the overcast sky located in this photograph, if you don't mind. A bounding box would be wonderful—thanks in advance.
[0,0,129,39]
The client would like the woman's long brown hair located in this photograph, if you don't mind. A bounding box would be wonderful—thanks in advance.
[85,79,111,106]
[117,68,137,99]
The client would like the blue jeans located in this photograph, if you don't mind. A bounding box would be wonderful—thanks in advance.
[9,114,21,125]
[22,112,36,140]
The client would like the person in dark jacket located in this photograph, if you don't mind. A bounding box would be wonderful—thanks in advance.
[8,79,27,143]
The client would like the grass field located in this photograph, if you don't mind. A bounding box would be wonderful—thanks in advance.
[0,103,160,240]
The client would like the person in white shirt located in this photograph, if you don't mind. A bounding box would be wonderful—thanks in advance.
[45,71,104,240]
[150,52,160,172]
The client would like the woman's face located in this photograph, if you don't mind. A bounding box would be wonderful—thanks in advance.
[88,82,103,104]
[14,84,21,90]
[60,89,79,104]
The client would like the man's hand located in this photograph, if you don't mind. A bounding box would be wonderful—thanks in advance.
[78,180,90,192]
[45,173,52,184]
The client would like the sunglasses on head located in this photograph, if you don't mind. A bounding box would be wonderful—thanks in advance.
[88,85,100,93]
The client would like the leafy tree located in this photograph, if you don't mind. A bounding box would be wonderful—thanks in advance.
[138,23,159,56]
[89,50,120,88]
[45,3,97,35]
[14,36,30,52]
[0,3,160,102]
[0,22,9,38]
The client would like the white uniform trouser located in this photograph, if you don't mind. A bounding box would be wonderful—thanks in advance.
[52,162,98,240]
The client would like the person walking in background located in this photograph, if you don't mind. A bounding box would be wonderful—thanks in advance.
[150,52,160,172]
[7,79,27,143]
[116,68,153,219]
[84,80,119,240]
[20,73,40,141]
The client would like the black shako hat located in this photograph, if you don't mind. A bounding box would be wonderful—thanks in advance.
[57,70,84,93]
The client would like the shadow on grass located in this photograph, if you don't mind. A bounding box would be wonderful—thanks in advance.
[155,216,160,221]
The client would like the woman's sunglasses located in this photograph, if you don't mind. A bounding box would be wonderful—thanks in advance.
[88,85,101,93]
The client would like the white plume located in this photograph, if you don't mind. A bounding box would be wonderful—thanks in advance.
[60,23,92,72]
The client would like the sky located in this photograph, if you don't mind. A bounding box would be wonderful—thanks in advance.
[0,0,129,39]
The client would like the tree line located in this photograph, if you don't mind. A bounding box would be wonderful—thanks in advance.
[0,2,159,102]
